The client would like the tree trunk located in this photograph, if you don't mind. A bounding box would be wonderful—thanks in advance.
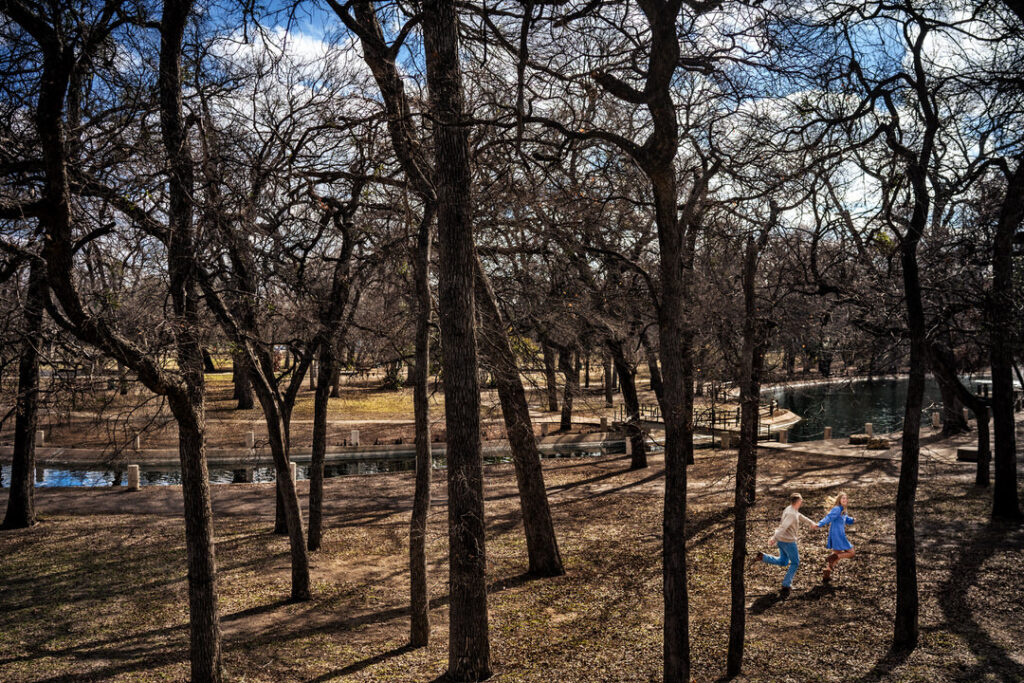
[168,394,223,683]
[422,0,491,676]
[330,360,341,398]
[603,354,614,406]
[543,344,559,412]
[202,348,216,373]
[584,352,590,388]
[726,235,765,677]
[2,259,45,530]
[609,340,647,469]
[928,340,991,489]
[474,256,564,577]
[642,329,665,406]
[232,351,254,409]
[976,405,992,488]
[308,343,335,552]
[937,375,968,436]
[409,208,434,647]
[248,367,312,601]
[990,163,1023,521]
[559,347,577,431]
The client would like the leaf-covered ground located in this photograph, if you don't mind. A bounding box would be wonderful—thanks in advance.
[1,440,1023,682]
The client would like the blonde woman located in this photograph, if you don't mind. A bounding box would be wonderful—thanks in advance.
[817,492,856,583]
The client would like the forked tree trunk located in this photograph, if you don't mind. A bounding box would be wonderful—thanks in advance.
[474,256,564,577]
[410,207,434,646]
[422,0,491,676]
[609,340,647,470]
[543,344,559,412]
[2,259,45,530]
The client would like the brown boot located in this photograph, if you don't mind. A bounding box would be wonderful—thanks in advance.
[822,567,832,584]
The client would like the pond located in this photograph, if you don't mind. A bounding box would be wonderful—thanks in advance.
[771,376,953,443]
[0,442,626,489]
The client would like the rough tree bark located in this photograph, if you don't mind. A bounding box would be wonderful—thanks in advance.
[543,343,559,411]
[232,350,254,409]
[308,343,335,552]
[409,206,434,646]
[990,161,1023,521]
[422,0,492,676]
[474,255,564,577]
[642,328,665,406]
[603,353,614,406]
[2,258,45,530]
[609,339,647,469]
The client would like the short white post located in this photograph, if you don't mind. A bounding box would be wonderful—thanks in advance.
[963,407,970,422]
[625,438,632,456]
[779,429,789,444]
[134,435,141,451]
[931,411,941,429]
[350,429,360,447]
[35,430,45,447]
[289,461,297,482]
[600,417,608,430]
[720,433,731,449]
[824,426,832,440]
[864,422,873,437]
[245,431,255,449]
[127,464,140,491]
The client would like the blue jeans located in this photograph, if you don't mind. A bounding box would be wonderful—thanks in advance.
[763,541,800,587]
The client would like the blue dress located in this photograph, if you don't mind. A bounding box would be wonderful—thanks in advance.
[817,506,855,551]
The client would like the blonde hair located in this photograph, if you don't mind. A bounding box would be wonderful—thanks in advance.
[789,492,803,504]
[825,491,848,512]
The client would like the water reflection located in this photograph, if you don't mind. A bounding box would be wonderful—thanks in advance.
[772,377,948,442]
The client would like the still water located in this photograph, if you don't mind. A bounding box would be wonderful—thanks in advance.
[772,377,950,442]
[0,444,622,488]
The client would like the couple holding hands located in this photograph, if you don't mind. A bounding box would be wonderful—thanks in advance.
[752,491,856,599]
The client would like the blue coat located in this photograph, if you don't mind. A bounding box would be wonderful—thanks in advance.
[818,506,855,551]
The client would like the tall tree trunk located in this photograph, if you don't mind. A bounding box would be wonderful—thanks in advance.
[893,205,928,653]
[559,347,577,431]
[652,171,693,681]
[609,340,647,469]
[642,329,665,406]
[603,354,614,406]
[937,375,968,436]
[2,259,45,530]
[232,351,254,409]
[990,163,1023,521]
[584,351,590,388]
[202,348,216,373]
[543,344,559,412]
[726,235,766,677]
[928,341,991,489]
[410,207,434,647]
[475,256,564,577]
[976,405,992,488]
[422,0,491,676]
[330,360,341,398]
[308,343,335,552]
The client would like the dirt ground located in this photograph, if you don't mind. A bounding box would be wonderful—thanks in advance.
[2,431,1023,682]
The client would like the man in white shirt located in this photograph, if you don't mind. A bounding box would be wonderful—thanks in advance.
[752,492,818,598]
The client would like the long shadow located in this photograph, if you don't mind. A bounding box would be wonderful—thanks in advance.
[937,518,1024,682]
[306,644,414,681]
[747,590,783,615]
[852,646,912,683]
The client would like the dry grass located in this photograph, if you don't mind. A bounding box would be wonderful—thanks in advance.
[1,446,1023,682]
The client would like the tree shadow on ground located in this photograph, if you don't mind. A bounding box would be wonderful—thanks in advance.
[306,643,414,682]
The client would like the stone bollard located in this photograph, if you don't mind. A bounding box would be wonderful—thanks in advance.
[625,438,632,456]
[864,423,873,437]
[779,429,789,444]
[350,429,360,447]
[600,417,608,430]
[963,407,970,422]
[289,461,297,482]
[35,430,45,447]
[824,426,832,440]
[127,464,140,491]
[134,435,141,451]
[540,423,549,436]
[931,411,941,429]
[245,431,255,449]
[720,433,731,449]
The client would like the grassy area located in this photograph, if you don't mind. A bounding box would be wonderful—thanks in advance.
[2,446,1022,681]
